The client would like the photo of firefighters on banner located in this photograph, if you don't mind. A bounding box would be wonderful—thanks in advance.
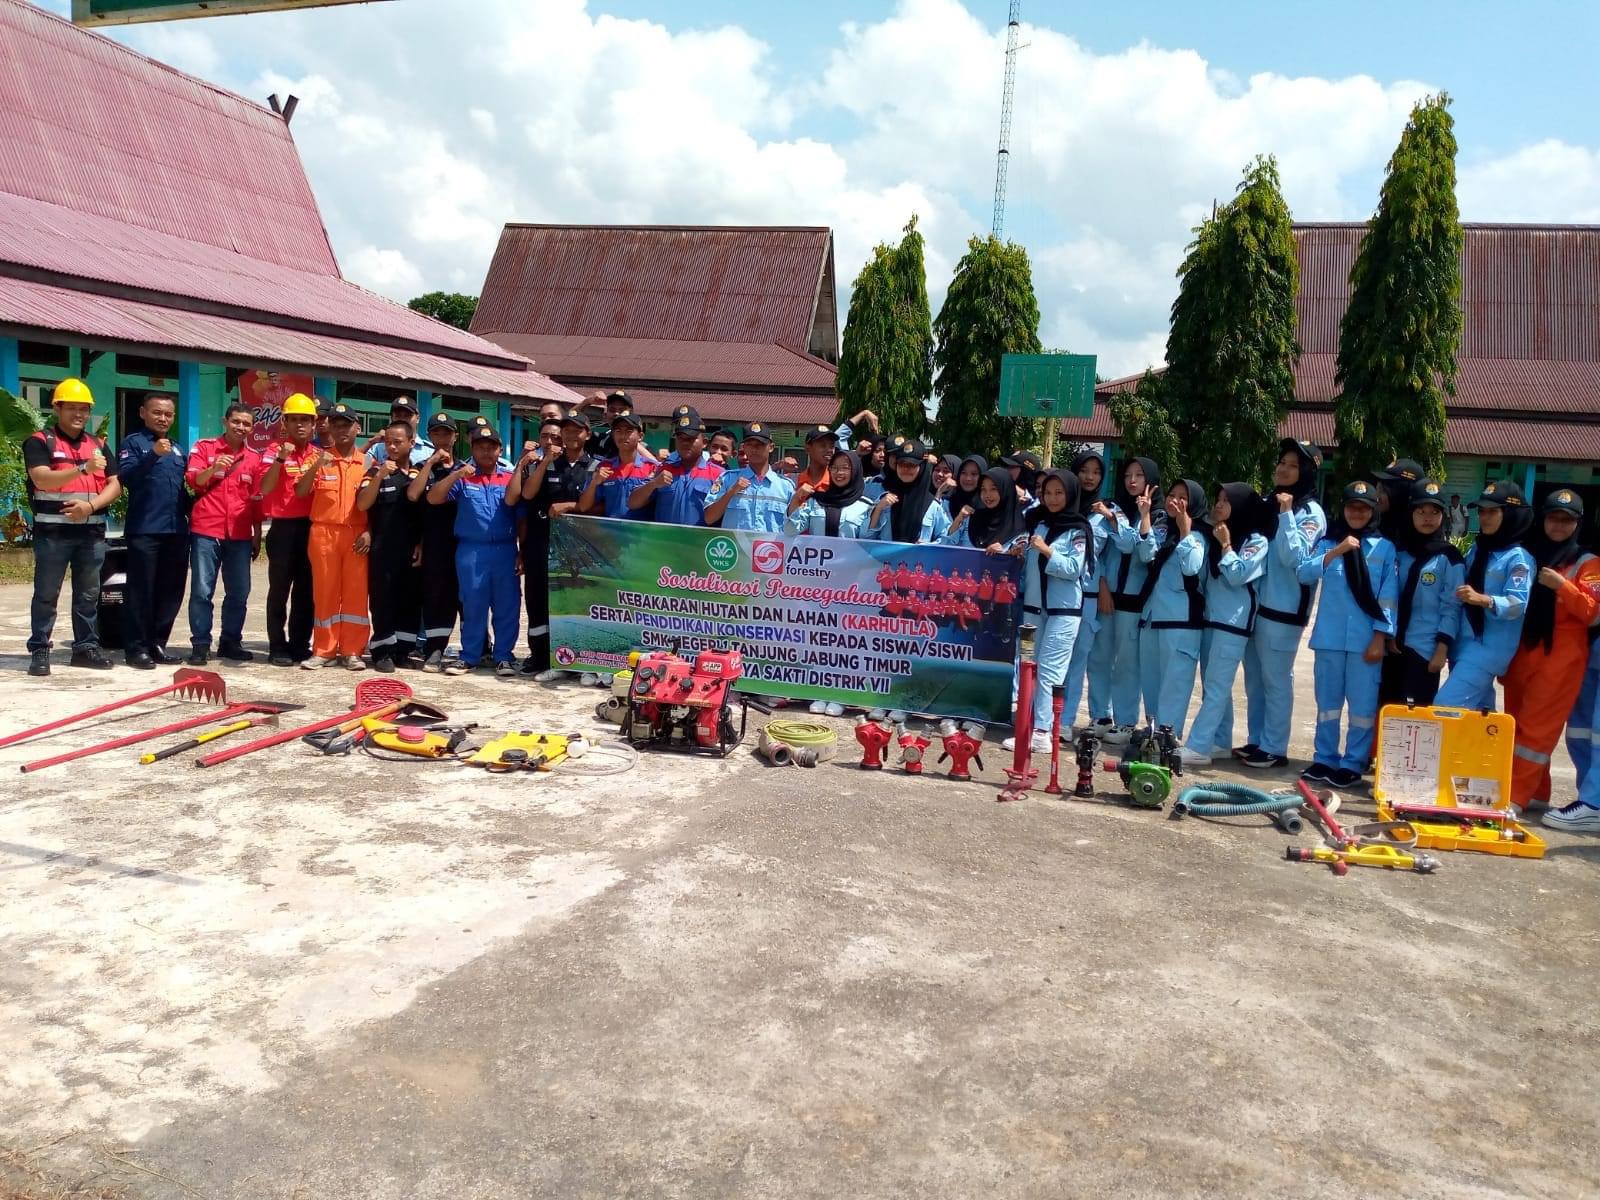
[548,517,1024,723]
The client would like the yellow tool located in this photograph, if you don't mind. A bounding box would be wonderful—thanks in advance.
[1286,844,1439,874]
[466,732,571,773]
[139,718,256,763]
[365,722,473,759]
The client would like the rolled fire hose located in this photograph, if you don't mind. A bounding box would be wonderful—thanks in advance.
[759,720,839,768]
[1173,782,1305,833]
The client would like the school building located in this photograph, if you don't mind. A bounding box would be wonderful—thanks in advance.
[1063,222,1600,531]
[0,0,575,517]
[471,224,842,459]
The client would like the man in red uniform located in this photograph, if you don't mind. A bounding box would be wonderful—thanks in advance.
[184,403,262,665]
[257,393,321,666]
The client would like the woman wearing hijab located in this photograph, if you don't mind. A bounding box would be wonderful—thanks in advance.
[944,455,987,519]
[1386,479,1464,707]
[1434,481,1535,711]
[786,450,873,538]
[933,453,960,495]
[1238,439,1327,770]
[1003,470,1092,753]
[1496,490,1600,822]
[866,439,951,544]
[946,466,1026,552]
[1133,479,1209,741]
[1059,450,1120,734]
[1099,457,1166,745]
[1181,484,1273,765]
[1294,480,1398,788]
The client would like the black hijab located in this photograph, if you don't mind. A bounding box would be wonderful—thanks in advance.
[1520,512,1584,653]
[1204,483,1271,577]
[1464,484,1535,639]
[1396,489,1464,643]
[967,466,1026,548]
[1071,450,1106,503]
[883,452,937,543]
[939,453,962,479]
[948,454,988,517]
[817,450,865,538]
[1275,440,1321,513]
[1132,479,1207,617]
[1025,470,1096,579]
[1114,456,1167,530]
[1327,487,1388,625]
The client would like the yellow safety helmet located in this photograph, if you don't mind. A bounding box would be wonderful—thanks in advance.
[282,392,318,417]
[52,378,93,406]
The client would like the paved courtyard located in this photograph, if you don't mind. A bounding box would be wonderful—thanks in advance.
[1,564,1597,1198]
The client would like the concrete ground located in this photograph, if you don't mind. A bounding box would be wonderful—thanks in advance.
[1,563,1597,1199]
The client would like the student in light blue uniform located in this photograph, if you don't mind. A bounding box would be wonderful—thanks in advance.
[1433,480,1535,710]
[944,466,1026,552]
[1136,479,1208,740]
[1295,480,1398,788]
[1060,450,1119,731]
[1004,470,1092,753]
[1238,439,1326,769]
[866,440,952,544]
[786,450,873,537]
[1182,483,1272,764]
[942,455,988,522]
[703,423,795,532]
[1389,479,1465,706]
[1560,640,1600,832]
[1098,457,1165,744]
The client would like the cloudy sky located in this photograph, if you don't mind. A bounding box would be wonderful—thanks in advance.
[45,0,1600,377]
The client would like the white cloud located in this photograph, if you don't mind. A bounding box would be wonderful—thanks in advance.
[62,0,1600,377]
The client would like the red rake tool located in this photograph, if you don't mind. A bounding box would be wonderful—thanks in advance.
[196,679,413,768]
[0,669,227,751]
[18,701,295,774]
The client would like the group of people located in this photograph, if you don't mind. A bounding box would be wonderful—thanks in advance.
[20,377,1600,833]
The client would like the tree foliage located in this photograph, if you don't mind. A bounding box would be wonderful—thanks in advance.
[1141,156,1301,488]
[931,234,1043,461]
[1107,371,1183,488]
[1334,94,1462,478]
[835,216,934,438]
[408,291,479,330]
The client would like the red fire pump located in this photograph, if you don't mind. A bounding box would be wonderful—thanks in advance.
[620,644,768,757]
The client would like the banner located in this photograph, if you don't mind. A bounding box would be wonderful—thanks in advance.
[548,517,1023,724]
[240,370,315,454]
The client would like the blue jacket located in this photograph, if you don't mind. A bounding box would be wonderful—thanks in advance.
[1256,502,1327,638]
[1205,532,1269,636]
[1297,534,1398,652]
[704,467,794,532]
[1395,548,1465,658]
[1021,523,1089,618]
[116,427,189,535]
[1449,544,1534,672]
[1108,515,1157,613]
[447,469,520,544]
[867,499,952,544]
[1138,529,1207,629]
[786,498,874,538]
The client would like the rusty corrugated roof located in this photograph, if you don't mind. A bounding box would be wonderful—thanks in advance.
[621,387,836,426]
[472,224,835,355]
[480,332,837,390]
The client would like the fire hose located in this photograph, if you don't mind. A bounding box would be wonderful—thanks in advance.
[1172,782,1306,834]
[758,720,838,767]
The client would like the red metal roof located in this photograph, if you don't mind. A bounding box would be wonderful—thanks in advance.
[0,274,580,405]
[479,332,838,390]
[472,225,835,354]
[621,387,837,427]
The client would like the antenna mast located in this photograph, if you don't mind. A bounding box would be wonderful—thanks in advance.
[991,0,1022,237]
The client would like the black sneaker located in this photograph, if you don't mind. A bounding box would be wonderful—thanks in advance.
[1300,762,1335,784]
[187,649,209,666]
[1329,767,1365,790]
[218,645,254,663]
[27,650,50,677]
[371,656,396,674]
[70,648,113,670]
[392,654,421,671]
[1240,748,1289,770]
[125,651,157,671]
[518,657,540,676]
[269,653,296,667]
[1231,743,1259,761]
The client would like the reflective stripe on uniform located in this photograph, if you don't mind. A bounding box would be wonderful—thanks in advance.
[33,512,107,525]
[368,634,396,649]
[313,613,371,629]
[1514,744,1551,765]
[529,624,549,636]
[423,626,454,638]
[1350,714,1375,729]
[1317,709,1342,723]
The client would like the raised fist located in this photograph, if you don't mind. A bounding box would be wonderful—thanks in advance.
[89,450,107,473]
[153,438,172,458]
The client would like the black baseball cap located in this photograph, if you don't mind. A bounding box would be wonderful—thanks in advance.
[805,424,836,444]
[1280,437,1323,469]
[1411,478,1447,511]
[606,390,632,409]
[390,396,418,414]
[1342,479,1380,509]
[673,407,706,434]
[743,422,774,444]
[559,412,591,431]
[1544,488,1584,517]
[1470,480,1526,509]
[889,438,925,460]
[611,411,643,431]
[427,413,456,432]
[1377,458,1425,484]
[470,424,502,443]
[327,402,358,424]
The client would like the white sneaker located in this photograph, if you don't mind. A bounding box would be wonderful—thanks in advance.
[580,672,600,686]
[809,700,828,715]
[345,656,367,672]
[421,651,443,673]
[824,702,846,718]
[1543,803,1600,833]
[444,660,472,677]
[534,668,563,682]
[887,710,908,724]
[1178,745,1213,768]
[1100,725,1133,746]
[1001,731,1051,753]
[300,655,334,671]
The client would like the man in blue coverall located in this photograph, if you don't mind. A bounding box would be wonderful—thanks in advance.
[703,422,794,532]
[116,392,189,668]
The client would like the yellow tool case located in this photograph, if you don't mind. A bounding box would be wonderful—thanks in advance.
[1372,704,1546,859]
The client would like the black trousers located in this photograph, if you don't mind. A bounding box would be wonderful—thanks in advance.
[265,517,314,660]
[369,544,422,662]
[1378,647,1409,707]
[125,531,188,656]
[523,528,551,668]
[420,523,459,657]
[1391,646,1442,707]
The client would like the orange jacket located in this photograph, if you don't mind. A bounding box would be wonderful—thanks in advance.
[309,450,369,530]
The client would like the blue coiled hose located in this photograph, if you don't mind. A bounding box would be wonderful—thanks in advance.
[1173,782,1303,833]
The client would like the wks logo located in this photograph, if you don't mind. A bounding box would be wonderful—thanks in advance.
[705,535,740,572]
[751,540,785,574]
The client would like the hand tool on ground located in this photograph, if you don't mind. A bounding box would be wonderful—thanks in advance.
[302,700,449,754]
[362,722,476,760]
[1286,842,1440,874]
[466,731,573,772]
[998,632,1040,803]
[1172,783,1304,834]
[139,709,295,763]
[898,728,930,774]
[1293,779,1439,876]
[936,721,983,781]
[1042,687,1067,794]
[0,668,226,750]
[18,698,290,773]
[854,715,893,769]
[195,679,412,768]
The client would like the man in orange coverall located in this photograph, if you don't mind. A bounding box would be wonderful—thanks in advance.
[298,403,371,670]
[1500,490,1600,813]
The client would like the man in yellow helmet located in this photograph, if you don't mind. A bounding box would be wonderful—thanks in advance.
[257,392,322,665]
[24,379,123,676]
